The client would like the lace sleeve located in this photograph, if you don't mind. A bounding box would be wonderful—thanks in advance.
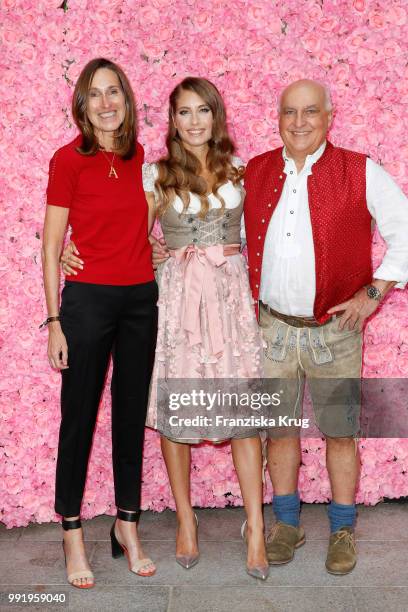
[231,155,245,170]
[142,162,158,192]
[231,155,245,187]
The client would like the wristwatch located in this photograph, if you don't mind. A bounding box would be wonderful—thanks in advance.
[365,284,382,301]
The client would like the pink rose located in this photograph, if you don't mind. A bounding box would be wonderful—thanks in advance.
[0,255,10,273]
[383,161,405,181]
[1,107,18,125]
[383,41,401,58]
[353,0,366,12]
[2,27,20,44]
[226,55,245,71]
[350,114,364,126]
[331,62,350,85]
[305,2,322,23]
[64,27,83,45]
[40,22,64,44]
[235,82,256,103]
[158,63,175,78]
[364,344,394,368]
[248,119,266,137]
[356,48,377,66]
[348,34,365,49]
[317,50,332,67]
[207,59,226,76]
[377,110,399,130]
[142,42,165,59]
[194,12,213,30]
[0,68,16,87]
[90,9,112,24]
[386,6,407,26]
[319,17,338,32]
[246,37,270,54]
[247,4,267,23]
[19,43,37,63]
[302,34,321,53]
[138,6,160,24]
[368,11,386,29]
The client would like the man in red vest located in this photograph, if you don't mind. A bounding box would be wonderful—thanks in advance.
[244,79,408,575]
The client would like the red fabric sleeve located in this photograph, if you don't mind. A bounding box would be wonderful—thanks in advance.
[46,147,78,208]
[137,141,144,164]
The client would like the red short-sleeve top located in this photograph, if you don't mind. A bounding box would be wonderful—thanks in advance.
[46,135,154,285]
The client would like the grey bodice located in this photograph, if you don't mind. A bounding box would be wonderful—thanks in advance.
[142,159,245,249]
[160,200,243,249]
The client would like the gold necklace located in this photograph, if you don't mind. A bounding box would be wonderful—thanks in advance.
[100,149,118,179]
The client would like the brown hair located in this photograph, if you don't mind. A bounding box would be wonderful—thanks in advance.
[72,58,137,159]
[155,77,243,218]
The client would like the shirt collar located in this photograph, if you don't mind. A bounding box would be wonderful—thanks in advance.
[282,141,327,176]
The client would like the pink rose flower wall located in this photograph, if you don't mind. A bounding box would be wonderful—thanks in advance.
[1,0,407,527]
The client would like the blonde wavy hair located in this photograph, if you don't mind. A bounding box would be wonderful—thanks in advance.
[155,77,244,218]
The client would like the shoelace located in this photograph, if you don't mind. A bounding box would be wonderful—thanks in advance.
[267,522,284,542]
[333,530,356,553]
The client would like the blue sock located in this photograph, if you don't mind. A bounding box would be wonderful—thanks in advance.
[272,492,300,527]
[328,501,356,533]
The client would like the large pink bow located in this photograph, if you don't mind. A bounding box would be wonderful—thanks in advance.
[172,244,227,357]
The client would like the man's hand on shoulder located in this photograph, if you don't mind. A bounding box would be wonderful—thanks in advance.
[327,280,396,331]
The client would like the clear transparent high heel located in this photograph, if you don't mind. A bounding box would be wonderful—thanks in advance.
[176,513,199,569]
[241,519,269,581]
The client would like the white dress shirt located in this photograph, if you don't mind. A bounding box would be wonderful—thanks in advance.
[254,142,408,316]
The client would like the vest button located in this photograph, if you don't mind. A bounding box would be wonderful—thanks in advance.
[268,203,272,207]
[258,235,261,239]
[255,268,259,272]
[255,284,259,288]
[274,188,278,192]
[261,219,265,223]
[279,175,283,179]
[257,252,260,256]
[290,210,294,214]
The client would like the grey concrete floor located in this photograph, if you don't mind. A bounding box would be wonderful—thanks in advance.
[1,503,407,612]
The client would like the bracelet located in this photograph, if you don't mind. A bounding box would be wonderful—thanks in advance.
[39,316,61,329]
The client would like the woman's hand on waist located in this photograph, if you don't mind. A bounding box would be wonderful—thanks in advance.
[149,235,169,269]
[60,240,83,276]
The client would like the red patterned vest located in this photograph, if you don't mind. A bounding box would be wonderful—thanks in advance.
[244,141,372,323]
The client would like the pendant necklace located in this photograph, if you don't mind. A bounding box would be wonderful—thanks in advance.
[100,149,118,179]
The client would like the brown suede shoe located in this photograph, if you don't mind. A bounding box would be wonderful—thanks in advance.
[266,522,305,565]
[325,526,357,575]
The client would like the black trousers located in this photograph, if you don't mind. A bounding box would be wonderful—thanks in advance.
[55,280,158,517]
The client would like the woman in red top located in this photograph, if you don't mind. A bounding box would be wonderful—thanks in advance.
[42,58,158,588]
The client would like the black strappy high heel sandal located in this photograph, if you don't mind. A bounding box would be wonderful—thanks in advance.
[62,518,94,589]
[110,509,156,577]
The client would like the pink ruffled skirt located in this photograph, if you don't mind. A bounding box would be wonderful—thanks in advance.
[146,244,264,440]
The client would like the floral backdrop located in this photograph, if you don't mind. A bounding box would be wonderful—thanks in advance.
[1,0,408,527]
